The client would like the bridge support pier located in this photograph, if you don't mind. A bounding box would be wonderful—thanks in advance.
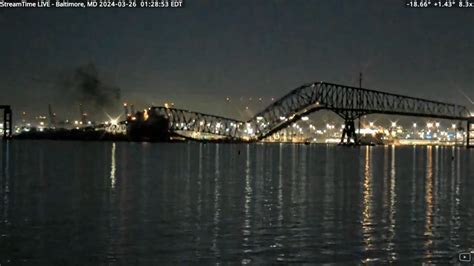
[340,119,358,145]
[468,118,474,148]
[2,106,12,140]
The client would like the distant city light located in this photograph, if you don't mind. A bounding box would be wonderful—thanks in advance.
[164,102,174,109]
[359,128,377,136]
[391,122,397,127]
[301,116,309,121]
[246,123,254,135]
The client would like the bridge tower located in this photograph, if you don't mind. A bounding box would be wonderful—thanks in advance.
[468,117,474,148]
[340,119,358,144]
[1,106,12,139]
[337,110,365,145]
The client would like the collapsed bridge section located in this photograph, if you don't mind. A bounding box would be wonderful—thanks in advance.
[247,82,471,142]
[128,82,472,144]
[147,106,246,140]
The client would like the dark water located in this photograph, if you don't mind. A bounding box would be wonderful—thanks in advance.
[0,141,473,265]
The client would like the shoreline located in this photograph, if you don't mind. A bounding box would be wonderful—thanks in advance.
[6,137,468,147]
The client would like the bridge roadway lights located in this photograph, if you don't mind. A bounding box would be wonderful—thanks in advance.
[340,120,358,145]
[468,118,474,148]
[1,106,12,140]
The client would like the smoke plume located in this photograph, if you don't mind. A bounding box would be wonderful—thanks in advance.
[60,63,121,110]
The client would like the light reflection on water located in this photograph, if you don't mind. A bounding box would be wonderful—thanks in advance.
[110,143,116,190]
[424,146,434,260]
[0,141,473,264]
[361,146,374,263]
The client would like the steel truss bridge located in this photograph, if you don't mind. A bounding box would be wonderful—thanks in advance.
[149,81,473,146]
[148,106,244,140]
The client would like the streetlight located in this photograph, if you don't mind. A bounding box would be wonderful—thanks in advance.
[369,122,374,127]
[391,121,397,128]
[413,123,417,128]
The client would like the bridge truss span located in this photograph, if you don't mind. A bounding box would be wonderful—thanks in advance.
[143,81,471,143]
[249,82,471,140]
[149,106,244,140]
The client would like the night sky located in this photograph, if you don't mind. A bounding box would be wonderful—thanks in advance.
[1,0,474,122]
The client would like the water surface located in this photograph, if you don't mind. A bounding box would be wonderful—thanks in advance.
[0,141,473,264]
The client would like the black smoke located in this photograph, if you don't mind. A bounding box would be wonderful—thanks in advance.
[63,63,121,109]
